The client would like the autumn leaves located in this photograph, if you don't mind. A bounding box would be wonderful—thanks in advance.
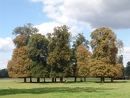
[7,24,123,83]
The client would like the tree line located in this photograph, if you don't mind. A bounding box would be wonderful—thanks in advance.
[7,23,124,83]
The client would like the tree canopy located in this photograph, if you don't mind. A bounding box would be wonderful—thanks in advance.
[90,27,123,82]
[76,44,91,81]
[28,34,49,79]
[71,33,89,81]
[7,46,30,78]
[47,25,72,82]
[7,24,124,83]
[7,24,38,80]
[0,69,9,78]
[125,61,130,76]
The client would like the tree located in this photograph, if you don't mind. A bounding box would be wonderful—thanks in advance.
[125,61,130,76]
[76,44,91,82]
[12,23,38,48]
[116,39,124,53]
[117,55,123,65]
[47,25,72,82]
[90,27,123,83]
[117,55,124,76]
[71,33,89,81]
[0,69,9,78]
[28,34,49,82]
[7,46,30,82]
[7,60,14,78]
[7,23,38,82]
[12,23,38,37]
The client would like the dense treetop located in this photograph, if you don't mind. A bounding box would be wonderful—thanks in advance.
[7,25,124,83]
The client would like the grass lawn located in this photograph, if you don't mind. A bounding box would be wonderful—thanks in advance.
[0,78,130,98]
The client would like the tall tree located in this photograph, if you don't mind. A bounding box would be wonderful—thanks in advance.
[90,27,123,83]
[116,39,124,53]
[76,44,91,82]
[117,55,123,65]
[7,23,38,82]
[71,33,89,81]
[7,46,30,82]
[125,61,130,76]
[12,23,38,37]
[117,55,124,76]
[47,25,72,82]
[28,34,49,82]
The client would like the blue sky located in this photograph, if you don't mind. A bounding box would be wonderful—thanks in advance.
[0,0,130,69]
[0,0,49,38]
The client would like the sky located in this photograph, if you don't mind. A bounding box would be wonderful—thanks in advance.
[0,0,130,69]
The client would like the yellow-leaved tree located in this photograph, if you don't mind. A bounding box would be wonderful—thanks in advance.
[7,23,38,82]
[76,44,91,82]
[90,27,123,83]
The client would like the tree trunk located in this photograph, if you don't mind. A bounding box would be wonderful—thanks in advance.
[111,77,114,82]
[80,77,83,82]
[64,78,67,82]
[100,77,102,83]
[43,77,45,83]
[60,77,63,83]
[37,77,40,83]
[52,77,54,82]
[84,77,86,82]
[74,77,77,82]
[30,77,32,83]
[24,77,26,82]
[100,77,105,83]
[55,78,56,82]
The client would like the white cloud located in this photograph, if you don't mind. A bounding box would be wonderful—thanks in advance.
[0,37,14,69]
[30,0,130,29]
[121,47,130,66]
[0,37,15,52]
[30,0,130,67]
[35,22,82,37]
[30,0,64,4]
[0,56,11,69]
[34,22,60,35]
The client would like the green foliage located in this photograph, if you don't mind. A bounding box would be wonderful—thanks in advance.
[117,55,123,65]
[7,23,38,78]
[116,39,124,53]
[12,23,38,47]
[71,33,89,78]
[8,24,125,83]
[12,23,38,36]
[48,25,72,79]
[29,61,49,78]
[28,34,49,78]
[117,55,124,76]
[72,33,89,49]
[125,61,130,76]
[0,69,9,78]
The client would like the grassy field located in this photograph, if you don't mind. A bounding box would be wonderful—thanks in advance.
[0,78,130,98]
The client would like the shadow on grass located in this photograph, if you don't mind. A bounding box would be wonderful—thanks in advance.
[95,81,129,83]
[0,87,114,96]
